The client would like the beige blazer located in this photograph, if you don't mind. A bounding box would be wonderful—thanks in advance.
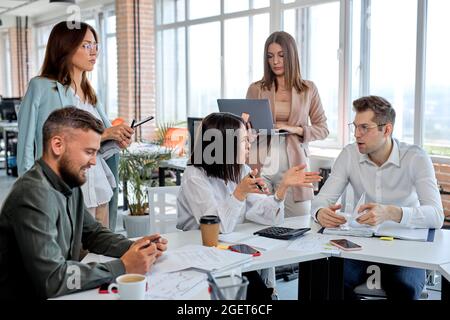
[246,80,329,201]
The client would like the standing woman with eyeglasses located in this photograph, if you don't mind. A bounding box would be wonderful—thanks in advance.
[246,31,329,217]
[17,21,133,229]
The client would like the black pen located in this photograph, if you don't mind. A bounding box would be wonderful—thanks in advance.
[248,173,264,192]
[130,119,136,128]
[133,116,154,128]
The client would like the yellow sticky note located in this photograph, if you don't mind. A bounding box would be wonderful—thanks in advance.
[380,237,394,241]
[216,244,230,250]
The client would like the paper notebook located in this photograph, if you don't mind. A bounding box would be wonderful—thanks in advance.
[322,221,430,241]
[322,193,430,241]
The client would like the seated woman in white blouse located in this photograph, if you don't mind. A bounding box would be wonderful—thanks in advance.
[177,112,321,234]
[176,112,321,300]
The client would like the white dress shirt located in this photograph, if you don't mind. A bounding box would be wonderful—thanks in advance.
[73,93,116,208]
[177,165,285,233]
[311,139,444,228]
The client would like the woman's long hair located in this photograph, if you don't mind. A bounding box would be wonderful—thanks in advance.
[190,112,246,184]
[259,31,308,93]
[40,21,98,105]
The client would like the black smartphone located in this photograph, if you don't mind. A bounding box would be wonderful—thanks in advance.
[330,239,362,251]
[228,244,261,256]
[98,282,117,294]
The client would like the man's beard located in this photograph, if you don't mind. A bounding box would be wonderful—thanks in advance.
[59,155,88,188]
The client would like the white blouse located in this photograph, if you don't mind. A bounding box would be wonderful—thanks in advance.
[72,92,116,208]
[176,165,285,233]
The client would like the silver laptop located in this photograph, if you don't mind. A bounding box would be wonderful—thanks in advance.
[217,99,289,135]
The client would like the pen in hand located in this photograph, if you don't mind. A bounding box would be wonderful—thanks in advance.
[248,173,264,193]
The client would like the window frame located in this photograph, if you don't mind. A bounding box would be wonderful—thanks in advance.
[1,32,13,97]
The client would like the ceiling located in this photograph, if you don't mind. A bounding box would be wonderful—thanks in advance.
[0,0,86,18]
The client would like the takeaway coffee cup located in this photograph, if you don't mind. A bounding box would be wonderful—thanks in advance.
[200,215,221,247]
[108,274,147,300]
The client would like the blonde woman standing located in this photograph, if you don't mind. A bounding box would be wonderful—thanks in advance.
[247,31,329,217]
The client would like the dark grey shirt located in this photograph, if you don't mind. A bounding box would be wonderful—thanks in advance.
[0,159,133,299]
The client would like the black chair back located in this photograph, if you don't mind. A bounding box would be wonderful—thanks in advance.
[0,98,21,121]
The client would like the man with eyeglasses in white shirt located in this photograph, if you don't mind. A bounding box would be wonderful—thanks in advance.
[310,95,444,300]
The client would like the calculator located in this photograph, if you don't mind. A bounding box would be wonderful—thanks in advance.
[253,227,311,240]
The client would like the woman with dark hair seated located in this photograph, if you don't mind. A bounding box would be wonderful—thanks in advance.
[176,112,321,299]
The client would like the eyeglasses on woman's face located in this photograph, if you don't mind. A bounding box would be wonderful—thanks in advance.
[81,42,99,52]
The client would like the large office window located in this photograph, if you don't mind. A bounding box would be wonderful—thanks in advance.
[1,33,12,97]
[423,0,450,156]
[188,22,221,117]
[156,0,271,123]
[85,11,119,119]
[367,0,417,144]
[224,14,270,99]
[104,11,119,119]
[35,24,54,74]
[156,0,450,158]
[283,2,340,146]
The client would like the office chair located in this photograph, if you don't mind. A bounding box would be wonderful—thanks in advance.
[354,274,430,300]
[187,116,203,157]
[147,186,180,234]
[0,98,20,122]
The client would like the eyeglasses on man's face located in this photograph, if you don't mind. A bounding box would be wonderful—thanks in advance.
[81,42,100,52]
[348,122,386,135]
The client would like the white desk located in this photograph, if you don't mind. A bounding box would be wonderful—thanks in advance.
[53,283,210,300]
[335,229,450,271]
[299,227,450,300]
[162,216,326,272]
[439,262,450,300]
[54,216,450,300]
[440,263,450,282]
[54,216,325,300]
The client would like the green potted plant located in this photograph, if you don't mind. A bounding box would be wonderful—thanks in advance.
[119,149,171,237]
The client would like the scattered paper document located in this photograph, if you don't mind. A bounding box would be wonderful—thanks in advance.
[375,221,429,241]
[325,192,378,237]
[323,227,375,237]
[288,234,340,255]
[219,232,252,243]
[151,245,253,274]
[348,192,369,228]
[151,252,191,274]
[240,236,285,251]
[146,270,207,300]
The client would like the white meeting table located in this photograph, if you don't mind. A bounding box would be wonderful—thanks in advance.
[439,263,450,299]
[55,216,450,300]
